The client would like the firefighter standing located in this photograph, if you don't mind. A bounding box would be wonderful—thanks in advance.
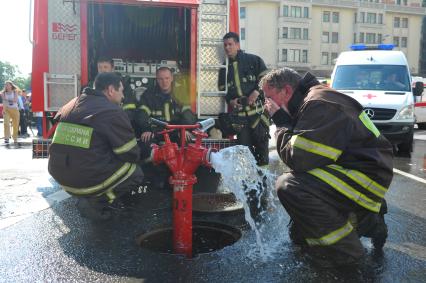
[48,73,144,220]
[260,68,393,267]
[218,32,270,166]
[134,67,196,187]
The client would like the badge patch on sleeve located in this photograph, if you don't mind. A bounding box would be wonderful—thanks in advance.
[52,122,93,149]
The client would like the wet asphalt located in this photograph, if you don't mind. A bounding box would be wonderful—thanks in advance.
[0,123,425,283]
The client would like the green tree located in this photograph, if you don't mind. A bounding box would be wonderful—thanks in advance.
[0,60,31,90]
[0,61,18,88]
[13,76,32,90]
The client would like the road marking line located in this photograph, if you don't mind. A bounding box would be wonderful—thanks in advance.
[386,242,426,262]
[393,168,426,185]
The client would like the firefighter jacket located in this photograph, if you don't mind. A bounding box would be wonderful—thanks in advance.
[85,73,137,125]
[218,50,270,129]
[134,86,196,136]
[48,89,140,199]
[272,72,393,214]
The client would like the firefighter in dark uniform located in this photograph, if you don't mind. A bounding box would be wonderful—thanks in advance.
[86,57,138,127]
[49,72,144,220]
[218,32,270,166]
[260,67,393,267]
[134,66,196,187]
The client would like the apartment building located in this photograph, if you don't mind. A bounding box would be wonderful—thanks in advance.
[239,0,426,77]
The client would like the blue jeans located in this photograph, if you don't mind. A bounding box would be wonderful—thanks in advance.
[36,117,42,136]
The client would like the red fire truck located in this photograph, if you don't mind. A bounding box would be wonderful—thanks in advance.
[31,0,239,142]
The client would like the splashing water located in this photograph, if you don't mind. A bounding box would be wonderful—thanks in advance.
[210,145,288,261]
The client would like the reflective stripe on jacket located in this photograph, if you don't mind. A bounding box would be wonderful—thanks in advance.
[48,91,140,196]
[134,87,196,136]
[274,73,393,213]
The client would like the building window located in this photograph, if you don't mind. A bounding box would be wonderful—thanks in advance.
[353,33,357,43]
[323,11,330,22]
[396,0,401,4]
[403,0,407,5]
[282,27,288,39]
[378,14,383,24]
[291,6,302,18]
[378,33,382,43]
[332,12,339,23]
[283,5,288,17]
[303,28,309,40]
[360,12,365,23]
[359,32,365,43]
[332,32,338,43]
[394,17,400,28]
[331,52,338,64]
[322,32,329,43]
[393,36,400,47]
[354,12,357,23]
[302,50,308,63]
[240,7,246,19]
[240,28,246,40]
[321,52,329,65]
[290,28,301,39]
[282,49,287,62]
[402,18,408,28]
[303,7,309,18]
[367,13,376,24]
[289,49,300,62]
[366,33,376,44]
[401,37,407,48]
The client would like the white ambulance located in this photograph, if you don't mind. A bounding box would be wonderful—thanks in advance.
[331,44,424,154]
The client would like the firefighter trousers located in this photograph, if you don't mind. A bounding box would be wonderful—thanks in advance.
[76,166,144,220]
[276,171,370,266]
[237,122,269,166]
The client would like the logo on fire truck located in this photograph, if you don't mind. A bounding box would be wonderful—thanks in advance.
[52,22,79,41]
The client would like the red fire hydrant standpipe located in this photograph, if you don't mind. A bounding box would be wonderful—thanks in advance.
[150,118,216,258]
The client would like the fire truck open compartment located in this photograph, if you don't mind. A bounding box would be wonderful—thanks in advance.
[86,2,193,89]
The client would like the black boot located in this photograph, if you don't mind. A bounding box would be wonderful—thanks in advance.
[76,198,112,221]
[288,219,305,246]
[370,214,388,250]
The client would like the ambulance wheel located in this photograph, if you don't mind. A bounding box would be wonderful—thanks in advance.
[397,131,413,155]
[418,123,426,130]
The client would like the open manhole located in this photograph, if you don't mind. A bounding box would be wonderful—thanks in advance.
[137,221,241,256]
[192,193,243,213]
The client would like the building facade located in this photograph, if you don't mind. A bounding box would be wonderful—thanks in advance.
[240,0,426,77]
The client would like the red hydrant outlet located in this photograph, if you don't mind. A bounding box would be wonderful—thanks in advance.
[148,119,216,258]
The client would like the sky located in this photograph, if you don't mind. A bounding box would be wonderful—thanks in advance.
[0,0,33,76]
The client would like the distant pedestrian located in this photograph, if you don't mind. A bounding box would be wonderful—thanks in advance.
[34,111,43,137]
[18,89,29,137]
[1,81,20,144]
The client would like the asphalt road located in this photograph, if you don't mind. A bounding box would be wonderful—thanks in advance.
[0,121,425,282]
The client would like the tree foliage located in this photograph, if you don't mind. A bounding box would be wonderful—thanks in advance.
[0,60,31,91]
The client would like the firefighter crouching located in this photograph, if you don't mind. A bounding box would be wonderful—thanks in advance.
[134,66,197,189]
[261,68,393,267]
[48,73,144,221]
[218,32,270,167]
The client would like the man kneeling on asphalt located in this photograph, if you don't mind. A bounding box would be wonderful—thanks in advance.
[260,68,393,267]
[48,72,144,220]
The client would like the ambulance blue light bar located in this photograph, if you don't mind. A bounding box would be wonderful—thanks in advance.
[350,44,395,51]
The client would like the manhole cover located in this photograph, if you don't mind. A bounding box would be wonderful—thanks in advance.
[137,221,241,256]
[192,193,243,213]
[1,177,30,187]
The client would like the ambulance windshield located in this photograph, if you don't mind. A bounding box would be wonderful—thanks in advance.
[332,65,410,92]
